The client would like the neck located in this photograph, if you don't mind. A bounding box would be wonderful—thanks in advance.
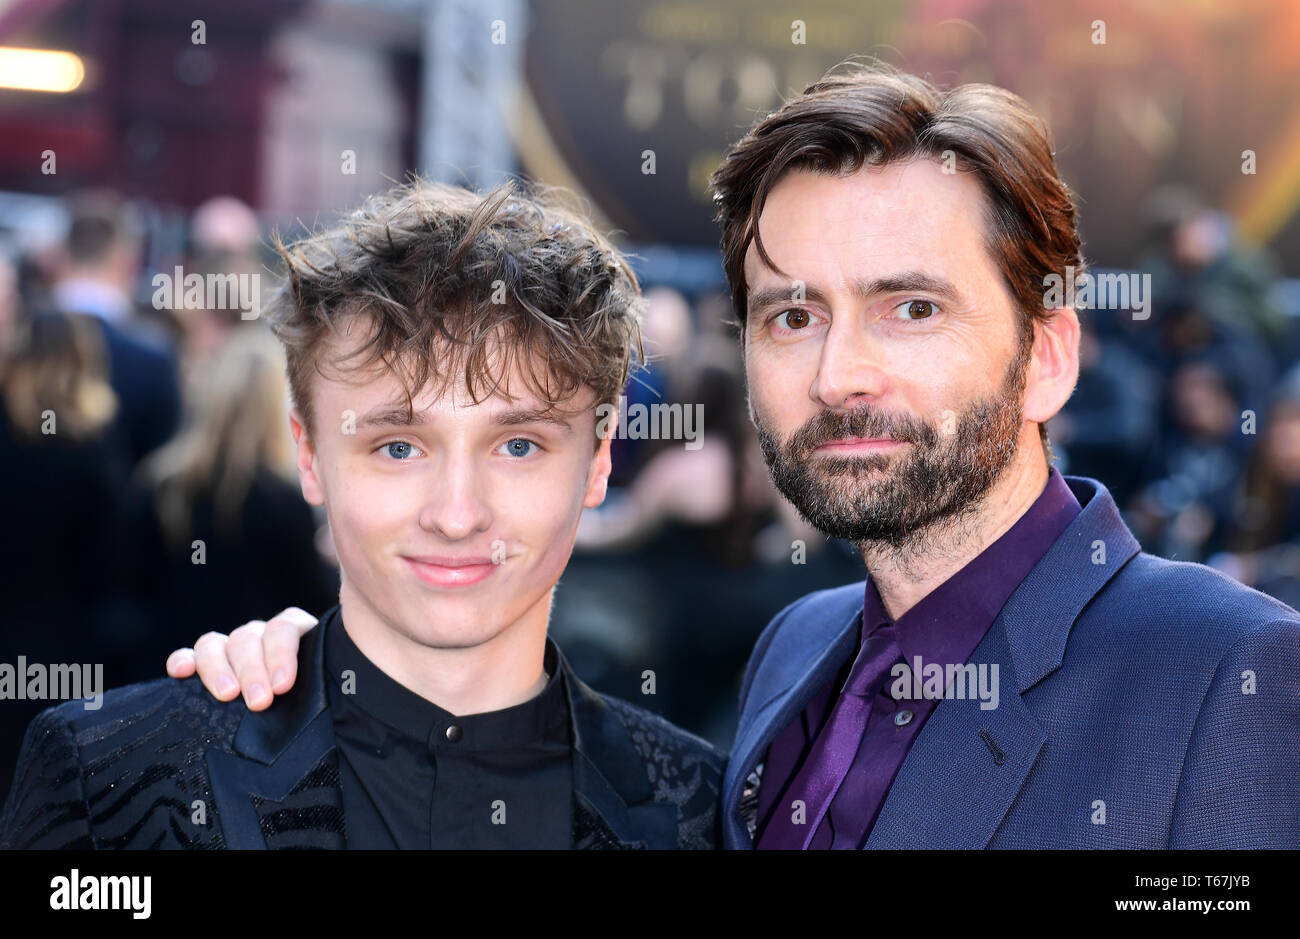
[859,428,1050,620]
[336,584,550,716]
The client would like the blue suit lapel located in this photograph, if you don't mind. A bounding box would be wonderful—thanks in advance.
[863,618,1046,848]
[865,475,1141,848]
[724,590,862,847]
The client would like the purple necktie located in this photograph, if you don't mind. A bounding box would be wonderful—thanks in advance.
[762,623,901,850]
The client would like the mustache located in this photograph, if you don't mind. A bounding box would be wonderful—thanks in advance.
[784,406,937,458]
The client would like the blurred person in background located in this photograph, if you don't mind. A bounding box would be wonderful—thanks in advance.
[569,336,759,730]
[1147,294,1276,415]
[124,326,339,684]
[0,253,128,796]
[605,285,692,487]
[190,195,262,259]
[1212,376,1300,608]
[1142,186,1291,351]
[1129,356,1251,562]
[52,191,182,474]
[172,249,264,372]
[1049,314,1158,507]
[177,196,268,369]
[0,250,16,341]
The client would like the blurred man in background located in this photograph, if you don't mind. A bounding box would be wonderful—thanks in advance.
[52,191,182,476]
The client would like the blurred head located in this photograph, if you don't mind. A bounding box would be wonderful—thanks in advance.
[59,190,143,289]
[191,196,261,257]
[709,64,1082,546]
[1172,210,1231,269]
[1170,360,1238,441]
[641,286,693,364]
[0,310,116,443]
[0,252,17,348]
[1262,396,1300,486]
[266,179,642,650]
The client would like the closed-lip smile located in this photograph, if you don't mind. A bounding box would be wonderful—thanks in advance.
[402,554,498,587]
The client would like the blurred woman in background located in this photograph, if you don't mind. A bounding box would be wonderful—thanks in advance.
[1213,380,1300,607]
[0,253,128,796]
[126,326,338,680]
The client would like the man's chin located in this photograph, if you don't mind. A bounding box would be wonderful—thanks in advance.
[401,614,511,652]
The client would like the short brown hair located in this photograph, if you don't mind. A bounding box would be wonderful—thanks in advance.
[709,63,1083,453]
[266,179,643,436]
[711,63,1084,330]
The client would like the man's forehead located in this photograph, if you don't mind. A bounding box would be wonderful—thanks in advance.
[743,162,995,296]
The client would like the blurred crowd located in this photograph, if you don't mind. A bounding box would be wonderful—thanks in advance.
[0,182,1297,797]
[0,191,339,795]
[1058,188,1300,610]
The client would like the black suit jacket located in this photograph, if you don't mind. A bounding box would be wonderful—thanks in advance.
[0,611,724,850]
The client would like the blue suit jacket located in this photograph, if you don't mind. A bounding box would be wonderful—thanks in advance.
[723,475,1300,848]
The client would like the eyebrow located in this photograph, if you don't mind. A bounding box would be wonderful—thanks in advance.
[355,404,576,433]
[494,407,576,434]
[747,270,965,316]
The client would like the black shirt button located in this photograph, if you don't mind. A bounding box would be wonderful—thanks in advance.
[444,724,463,743]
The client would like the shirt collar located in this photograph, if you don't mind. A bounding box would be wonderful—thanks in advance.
[323,611,568,751]
[863,465,1083,667]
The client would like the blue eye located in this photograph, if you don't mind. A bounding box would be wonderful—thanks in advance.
[500,438,537,458]
[383,441,420,460]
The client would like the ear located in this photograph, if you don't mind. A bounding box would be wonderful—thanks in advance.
[290,408,326,506]
[583,409,617,509]
[1022,306,1080,428]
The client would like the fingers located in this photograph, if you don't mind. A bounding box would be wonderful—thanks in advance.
[193,629,245,702]
[172,607,319,712]
[226,621,274,711]
[262,607,318,695]
[167,647,196,679]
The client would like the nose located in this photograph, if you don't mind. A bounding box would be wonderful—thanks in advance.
[417,450,493,540]
[809,315,890,410]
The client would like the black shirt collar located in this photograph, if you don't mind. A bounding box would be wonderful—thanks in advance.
[322,607,568,751]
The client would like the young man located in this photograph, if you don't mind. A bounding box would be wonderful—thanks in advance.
[176,64,1300,850]
[0,181,723,850]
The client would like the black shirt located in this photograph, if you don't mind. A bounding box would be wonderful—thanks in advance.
[323,612,573,848]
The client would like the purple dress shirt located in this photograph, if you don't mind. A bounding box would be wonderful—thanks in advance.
[755,466,1082,849]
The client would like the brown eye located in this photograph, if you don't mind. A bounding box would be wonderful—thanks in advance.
[895,299,937,320]
[779,308,812,329]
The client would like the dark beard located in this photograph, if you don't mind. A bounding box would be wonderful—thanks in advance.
[754,345,1030,549]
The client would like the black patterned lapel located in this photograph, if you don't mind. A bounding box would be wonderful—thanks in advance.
[560,650,678,850]
[205,609,346,849]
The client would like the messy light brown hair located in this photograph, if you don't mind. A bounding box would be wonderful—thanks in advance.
[710,62,1085,453]
[266,178,644,438]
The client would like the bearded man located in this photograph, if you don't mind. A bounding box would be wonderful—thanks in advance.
[709,66,1300,850]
